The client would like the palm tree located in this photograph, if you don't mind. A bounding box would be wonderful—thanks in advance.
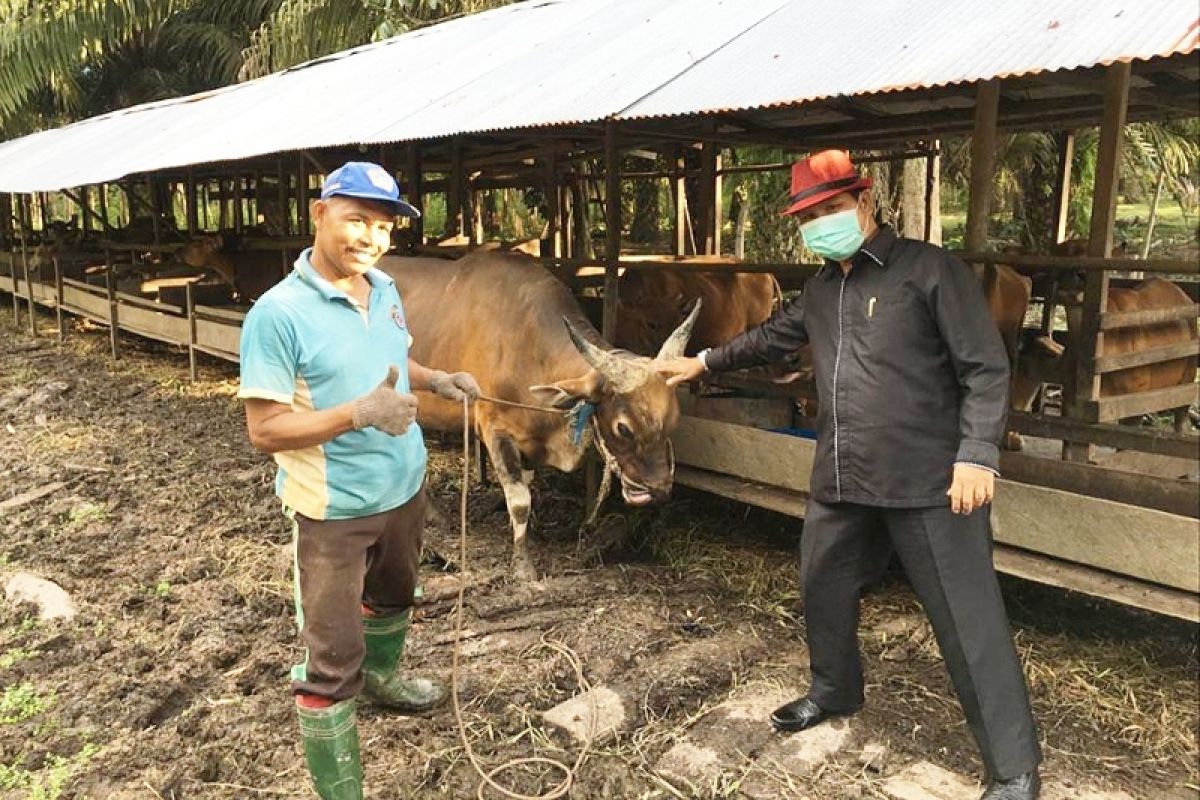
[0,0,513,139]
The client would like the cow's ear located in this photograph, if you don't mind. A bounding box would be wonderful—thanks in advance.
[529,374,602,409]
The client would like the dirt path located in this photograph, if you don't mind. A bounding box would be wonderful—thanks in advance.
[0,313,1196,800]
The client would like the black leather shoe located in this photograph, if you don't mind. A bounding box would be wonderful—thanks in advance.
[980,770,1040,800]
[770,696,858,732]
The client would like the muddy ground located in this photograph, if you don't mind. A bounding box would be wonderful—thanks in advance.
[0,310,1196,800]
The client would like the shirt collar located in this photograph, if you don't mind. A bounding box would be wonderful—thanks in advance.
[294,247,394,303]
[817,225,898,278]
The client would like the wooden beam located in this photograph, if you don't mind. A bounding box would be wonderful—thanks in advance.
[699,137,718,255]
[542,145,560,258]
[1091,339,1198,373]
[1068,62,1130,461]
[185,169,198,236]
[1100,303,1199,330]
[671,145,687,256]
[991,545,1199,623]
[1051,131,1075,243]
[602,120,621,341]
[1007,412,1199,460]
[953,250,1198,275]
[1087,383,1198,423]
[1000,451,1198,518]
[405,142,424,246]
[964,79,1001,256]
[449,136,465,239]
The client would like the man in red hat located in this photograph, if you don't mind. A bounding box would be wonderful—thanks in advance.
[654,150,1041,800]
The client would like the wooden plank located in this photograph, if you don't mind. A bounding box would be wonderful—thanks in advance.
[195,317,241,358]
[992,545,1199,623]
[952,251,1198,275]
[672,416,813,493]
[1089,383,1199,423]
[1092,339,1199,373]
[999,451,1199,518]
[1007,412,1200,460]
[192,304,247,323]
[1100,303,1199,330]
[991,480,1198,592]
[673,465,806,518]
[115,303,189,345]
[61,284,110,321]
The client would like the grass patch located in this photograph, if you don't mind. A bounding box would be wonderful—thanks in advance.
[0,682,53,725]
[0,744,99,799]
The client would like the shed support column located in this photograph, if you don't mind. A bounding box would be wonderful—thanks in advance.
[542,146,560,259]
[671,146,688,256]
[19,196,34,335]
[449,136,465,240]
[405,143,424,247]
[298,160,310,235]
[104,247,119,359]
[186,169,199,236]
[1051,131,1075,245]
[79,186,92,235]
[603,120,621,342]
[1065,63,1129,463]
[964,79,1000,271]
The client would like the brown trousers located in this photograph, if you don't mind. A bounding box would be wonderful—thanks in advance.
[288,485,427,700]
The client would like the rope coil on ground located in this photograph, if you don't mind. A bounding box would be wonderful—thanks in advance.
[451,396,596,800]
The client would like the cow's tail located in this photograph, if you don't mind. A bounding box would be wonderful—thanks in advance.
[769,273,784,311]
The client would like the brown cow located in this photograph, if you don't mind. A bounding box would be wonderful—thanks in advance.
[378,251,700,580]
[1012,278,1197,432]
[614,267,779,356]
[178,235,288,303]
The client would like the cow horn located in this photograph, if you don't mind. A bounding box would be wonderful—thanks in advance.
[656,298,703,361]
[563,316,647,393]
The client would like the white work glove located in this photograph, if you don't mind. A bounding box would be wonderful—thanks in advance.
[352,365,418,435]
[427,370,481,402]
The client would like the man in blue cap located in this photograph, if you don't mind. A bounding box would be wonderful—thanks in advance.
[238,161,480,799]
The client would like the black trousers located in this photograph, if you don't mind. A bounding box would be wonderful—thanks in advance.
[801,499,1041,780]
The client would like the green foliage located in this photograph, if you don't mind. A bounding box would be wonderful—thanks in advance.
[240,0,515,79]
[0,744,99,799]
[0,682,53,725]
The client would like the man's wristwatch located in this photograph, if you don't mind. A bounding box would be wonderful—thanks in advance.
[697,348,712,372]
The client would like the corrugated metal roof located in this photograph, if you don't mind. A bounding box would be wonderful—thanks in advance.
[0,0,1195,192]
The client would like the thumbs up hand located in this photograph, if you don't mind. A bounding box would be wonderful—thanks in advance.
[352,365,419,435]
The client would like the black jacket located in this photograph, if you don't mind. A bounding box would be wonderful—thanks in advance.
[706,227,1009,508]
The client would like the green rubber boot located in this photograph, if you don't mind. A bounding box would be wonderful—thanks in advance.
[361,609,446,712]
[296,698,363,800]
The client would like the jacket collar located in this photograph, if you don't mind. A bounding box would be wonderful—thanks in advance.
[818,225,898,278]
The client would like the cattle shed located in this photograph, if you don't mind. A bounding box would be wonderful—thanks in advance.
[0,0,1197,619]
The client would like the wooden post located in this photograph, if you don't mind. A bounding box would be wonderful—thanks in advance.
[298,160,310,235]
[964,80,1001,265]
[1141,165,1166,259]
[449,136,465,239]
[98,183,109,230]
[542,146,560,259]
[1065,62,1130,463]
[104,247,119,359]
[698,140,716,255]
[1051,131,1075,245]
[923,143,937,243]
[405,142,424,246]
[671,146,687,256]
[0,193,11,246]
[603,120,621,341]
[233,175,244,234]
[186,169,199,236]
[52,255,64,341]
[19,197,35,336]
[186,281,198,382]
[79,186,91,235]
[149,177,162,245]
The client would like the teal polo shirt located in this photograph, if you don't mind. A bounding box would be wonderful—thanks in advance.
[237,248,427,520]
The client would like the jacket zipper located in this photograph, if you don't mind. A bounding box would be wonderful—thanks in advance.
[832,272,848,500]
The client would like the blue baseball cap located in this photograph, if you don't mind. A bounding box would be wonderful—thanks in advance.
[320,161,420,218]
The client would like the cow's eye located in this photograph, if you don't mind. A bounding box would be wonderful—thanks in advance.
[616,421,634,440]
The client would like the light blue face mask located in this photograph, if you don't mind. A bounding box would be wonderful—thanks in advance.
[800,208,866,261]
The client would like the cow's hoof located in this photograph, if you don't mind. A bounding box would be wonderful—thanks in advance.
[512,558,539,582]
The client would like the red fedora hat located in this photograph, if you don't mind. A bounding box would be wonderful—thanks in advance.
[782,150,872,216]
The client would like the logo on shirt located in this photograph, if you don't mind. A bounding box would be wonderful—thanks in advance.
[390,305,406,330]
